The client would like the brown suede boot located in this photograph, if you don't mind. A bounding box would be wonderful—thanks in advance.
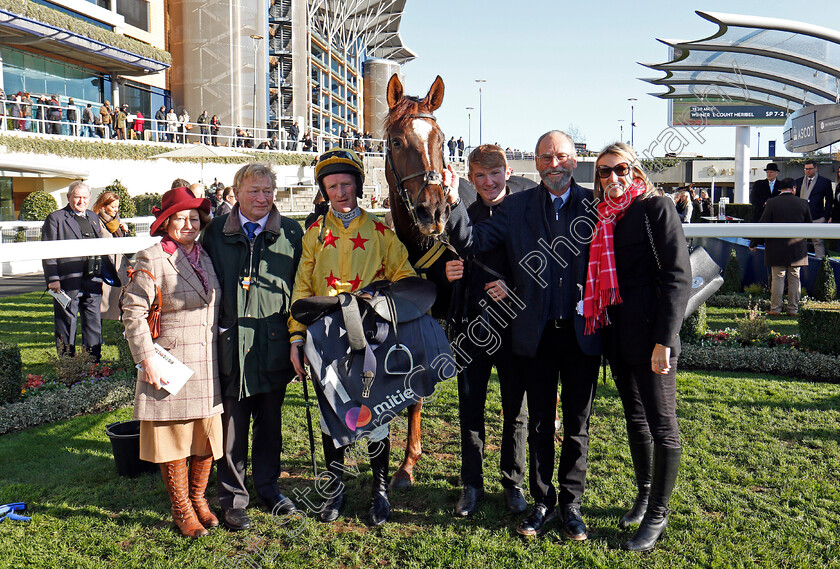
[160,459,209,538]
[189,455,219,528]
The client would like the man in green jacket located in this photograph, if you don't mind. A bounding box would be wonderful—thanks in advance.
[202,163,304,531]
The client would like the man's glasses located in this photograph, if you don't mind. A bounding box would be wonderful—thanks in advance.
[537,153,572,164]
[596,164,632,178]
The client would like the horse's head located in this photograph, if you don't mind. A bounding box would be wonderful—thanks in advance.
[385,75,449,236]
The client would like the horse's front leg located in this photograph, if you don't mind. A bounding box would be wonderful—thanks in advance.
[390,400,423,489]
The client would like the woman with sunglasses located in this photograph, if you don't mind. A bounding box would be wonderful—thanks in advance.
[583,142,690,551]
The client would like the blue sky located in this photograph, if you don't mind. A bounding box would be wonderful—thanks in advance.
[397,1,838,159]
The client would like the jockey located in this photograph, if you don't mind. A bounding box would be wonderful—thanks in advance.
[288,147,415,526]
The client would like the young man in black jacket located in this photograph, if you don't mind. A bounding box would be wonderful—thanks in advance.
[444,131,601,540]
[446,145,527,518]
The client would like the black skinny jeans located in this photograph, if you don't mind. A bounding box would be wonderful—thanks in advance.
[612,356,681,449]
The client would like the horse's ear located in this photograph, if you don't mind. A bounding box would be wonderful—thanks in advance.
[425,76,445,112]
[387,74,403,110]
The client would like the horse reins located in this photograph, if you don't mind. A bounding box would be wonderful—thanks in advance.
[385,112,449,228]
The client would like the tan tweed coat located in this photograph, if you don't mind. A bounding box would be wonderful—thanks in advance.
[121,242,223,421]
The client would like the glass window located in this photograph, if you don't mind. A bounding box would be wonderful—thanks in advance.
[117,0,150,31]
[0,178,13,222]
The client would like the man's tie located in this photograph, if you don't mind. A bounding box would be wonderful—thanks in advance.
[554,197,564,220]
[244,221,259,241]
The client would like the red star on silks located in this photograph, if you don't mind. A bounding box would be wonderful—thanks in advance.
[374,266,386,280]
[323,229,339,248]
[373,221,387,235]
[325,270,340,290]
[308,219,320,230]
[348,273,363,291]
[350,232,369,250]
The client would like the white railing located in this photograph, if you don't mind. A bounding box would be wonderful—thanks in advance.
[0,217,154,243]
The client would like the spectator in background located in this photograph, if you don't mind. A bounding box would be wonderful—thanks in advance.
[92,190,128,321]
[35,95,49,133]
[166,108,178,142]
[81,104,95,138]
[457,137,465,160]
[215,186,236,217]
[302,131,314,152]
[750,163,780,222]
[795,160,833,258]
[47,95,62,135]
[750,177,811,316]
[133,110,145,140]
[66,98,79,136]
[115,105,128,140]
[287,121,299,151]
[210,115,221,146]
[178,108,191,143]
[171,178,191,191]
[41,181,105,361]
[99,100,113,139]
[155,105,167,142]
[674,190,693,223]
[447,136,457,160]
[10,93,23,130]
[190,183,206,199]
[198,110,210,145]
[694,189,712,220]
[22,92,33,132]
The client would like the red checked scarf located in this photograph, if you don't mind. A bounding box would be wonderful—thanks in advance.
[583,180,647,334]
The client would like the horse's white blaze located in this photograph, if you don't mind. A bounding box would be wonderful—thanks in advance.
[411,118,435,167]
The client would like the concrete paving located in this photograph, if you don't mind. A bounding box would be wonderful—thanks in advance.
[0,272,45,298]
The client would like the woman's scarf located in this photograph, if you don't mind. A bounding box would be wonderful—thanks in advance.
[99,212,123,237]
[583,180,647,334]
[161,236,210,293]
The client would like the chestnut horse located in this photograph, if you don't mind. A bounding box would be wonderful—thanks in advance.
[384,74,460,488]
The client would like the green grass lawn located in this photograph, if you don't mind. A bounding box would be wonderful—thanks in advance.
[705,305,799,336]
[2,368,840,568]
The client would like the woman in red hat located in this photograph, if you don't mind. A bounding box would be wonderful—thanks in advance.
[120,186,223,538]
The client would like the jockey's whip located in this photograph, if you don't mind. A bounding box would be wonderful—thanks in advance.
[297,346,318,475]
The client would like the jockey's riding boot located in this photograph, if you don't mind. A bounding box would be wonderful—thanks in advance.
[189,455,219,529]
[625,446,681,552]
[320,433,346,523]
[368,437,391,527]
[620,435,654,529]
[160,458,209,538]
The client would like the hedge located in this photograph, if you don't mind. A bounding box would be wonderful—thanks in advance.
[133,193,162,216]
[0,373,135,435]
[720,250,743,294]
[0,135,314,166]
[0,0,171,64]
[707,293,771,311]
[813,256,837,301]
[0,342,23,404]
[799,301,840,355]
[680,343,840,383]
[19,190,58,221]
[680,303,707,341]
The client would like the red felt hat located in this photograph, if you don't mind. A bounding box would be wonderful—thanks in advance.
[149,186,211,236]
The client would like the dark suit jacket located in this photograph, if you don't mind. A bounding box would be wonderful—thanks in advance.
[749,178,779,222]
[446,179,601,358]
[749,192,811,267]
[41,204,104,296]
[605,196,691,367]
[832,182,840,223]
[795,174,833,221]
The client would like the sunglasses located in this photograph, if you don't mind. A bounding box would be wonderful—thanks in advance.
[320,149,358,162]
[596,164,631,178]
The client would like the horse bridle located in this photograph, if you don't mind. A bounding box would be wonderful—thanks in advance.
[385,112,448,227]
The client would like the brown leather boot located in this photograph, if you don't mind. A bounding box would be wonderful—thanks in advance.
[160,459,209,538]
[189,455,219,528]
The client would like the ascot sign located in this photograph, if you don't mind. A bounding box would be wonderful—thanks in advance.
[784,104,840,153]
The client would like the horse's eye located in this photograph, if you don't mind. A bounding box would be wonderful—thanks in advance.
[391,138,402,149]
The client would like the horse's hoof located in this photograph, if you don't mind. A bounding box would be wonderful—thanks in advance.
[389,472,414,490]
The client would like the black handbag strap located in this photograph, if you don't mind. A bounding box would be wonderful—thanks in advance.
[643,212,662,271]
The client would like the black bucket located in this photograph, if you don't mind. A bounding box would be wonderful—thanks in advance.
[105,420,158,477]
